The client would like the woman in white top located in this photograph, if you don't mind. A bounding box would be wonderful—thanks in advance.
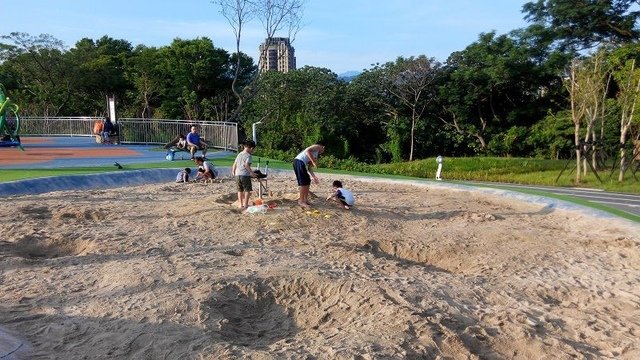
[292,141,325,208]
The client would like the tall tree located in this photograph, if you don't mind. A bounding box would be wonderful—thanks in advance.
[523,0,640,50]
[214,0,255,108]
[156,38,231,119]
[563,52,609,183]
[374,56,440,161]
[610,44,640,181]
[242,66,343,154]
[438,32,551,155]
[0,32,71,116]
[212,0,305,123]
[67,36,133,115]
[124,45,164,118]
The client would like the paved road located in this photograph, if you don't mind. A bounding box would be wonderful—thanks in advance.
[463,181,640,219]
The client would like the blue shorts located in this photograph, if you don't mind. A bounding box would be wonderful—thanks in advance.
[293,159,311,186]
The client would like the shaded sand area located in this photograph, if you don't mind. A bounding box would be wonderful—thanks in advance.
[0,175,639,359]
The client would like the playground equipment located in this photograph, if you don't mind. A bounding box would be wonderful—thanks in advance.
[0,84,23,150]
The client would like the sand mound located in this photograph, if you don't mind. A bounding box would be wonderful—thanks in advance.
[0,174,639,359]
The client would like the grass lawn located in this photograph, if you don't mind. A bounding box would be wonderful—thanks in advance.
[2,155,639,195]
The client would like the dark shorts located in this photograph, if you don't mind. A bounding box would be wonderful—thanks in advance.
[199,169,215,179]
[236,176,252,192]
[188,143,207,153]
[293,159,310,186]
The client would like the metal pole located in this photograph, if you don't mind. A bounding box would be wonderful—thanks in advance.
[252,121,262,145]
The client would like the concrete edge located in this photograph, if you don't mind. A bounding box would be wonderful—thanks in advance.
[0,167,228,197]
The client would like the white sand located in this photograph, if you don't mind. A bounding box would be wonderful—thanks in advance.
[1,174,639,359]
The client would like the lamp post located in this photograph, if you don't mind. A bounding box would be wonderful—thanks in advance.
[252,121,263,145]
[435,155,444,180]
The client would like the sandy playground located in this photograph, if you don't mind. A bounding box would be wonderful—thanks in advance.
[0,174,639,359]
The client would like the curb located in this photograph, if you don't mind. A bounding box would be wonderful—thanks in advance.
[0,168,229,197]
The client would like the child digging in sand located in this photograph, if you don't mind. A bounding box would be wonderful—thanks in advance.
[326,180,354,210]
[231,140,257,209]
[175,167,191,183]
[193,156,217,182]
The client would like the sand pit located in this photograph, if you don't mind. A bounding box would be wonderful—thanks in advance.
[0,174,639,359]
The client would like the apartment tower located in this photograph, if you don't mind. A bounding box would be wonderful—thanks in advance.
[259,37,296,73]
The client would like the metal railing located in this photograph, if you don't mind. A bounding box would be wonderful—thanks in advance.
[19,117,238,151]
[20,116,100,137]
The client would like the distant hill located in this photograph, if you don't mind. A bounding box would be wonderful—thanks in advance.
[338,71,361,82]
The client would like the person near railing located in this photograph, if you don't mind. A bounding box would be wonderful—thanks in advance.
[186,125,208,160]
[164,134,187,151]
[93,120,104,141]
[102,118,114,144]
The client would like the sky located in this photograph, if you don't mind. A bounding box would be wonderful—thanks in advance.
[1,0,532,75]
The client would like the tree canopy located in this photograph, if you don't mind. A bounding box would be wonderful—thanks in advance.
[2,0,640,169]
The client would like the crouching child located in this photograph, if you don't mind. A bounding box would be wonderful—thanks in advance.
[326,180,355,210]
[176,168,191,183]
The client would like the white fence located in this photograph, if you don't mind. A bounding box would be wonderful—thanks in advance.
[19,117,239,151]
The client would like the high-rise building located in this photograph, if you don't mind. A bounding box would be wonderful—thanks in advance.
[259,37,296,73]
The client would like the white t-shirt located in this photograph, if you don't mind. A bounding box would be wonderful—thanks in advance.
[295,146,319,166]
[234,151,253,176]
[337,188,354,206]
[201,161,218,177]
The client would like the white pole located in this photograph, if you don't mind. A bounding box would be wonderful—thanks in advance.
[436,156,444,180]
[252,121,262,145]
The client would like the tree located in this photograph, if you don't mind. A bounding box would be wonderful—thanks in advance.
[242,66,343,154]
[523,0,640,50]
[563,52,609,183]
[0,32,72,116]
[156,38,231,119]
[124,45,164,118]
[438,31,553,155]
[375,56,440,161]
[214,0,255,107]
[67,36,133,115]
[610,44,640,181]
[526,110,575,159]
[212,0,305,123]
[341,73,391,162]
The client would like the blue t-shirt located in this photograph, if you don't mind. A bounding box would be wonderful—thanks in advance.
[187,132,201,145]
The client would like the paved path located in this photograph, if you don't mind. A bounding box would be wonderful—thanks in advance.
[461,181,640,219]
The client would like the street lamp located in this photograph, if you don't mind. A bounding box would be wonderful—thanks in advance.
[252,121,263,145]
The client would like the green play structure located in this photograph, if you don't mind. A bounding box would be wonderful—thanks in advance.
[0,83,23,150]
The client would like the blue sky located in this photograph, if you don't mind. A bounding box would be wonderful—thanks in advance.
[2,0,531,74]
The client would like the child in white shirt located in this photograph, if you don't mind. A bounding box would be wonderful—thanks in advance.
[326,180,354,210]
